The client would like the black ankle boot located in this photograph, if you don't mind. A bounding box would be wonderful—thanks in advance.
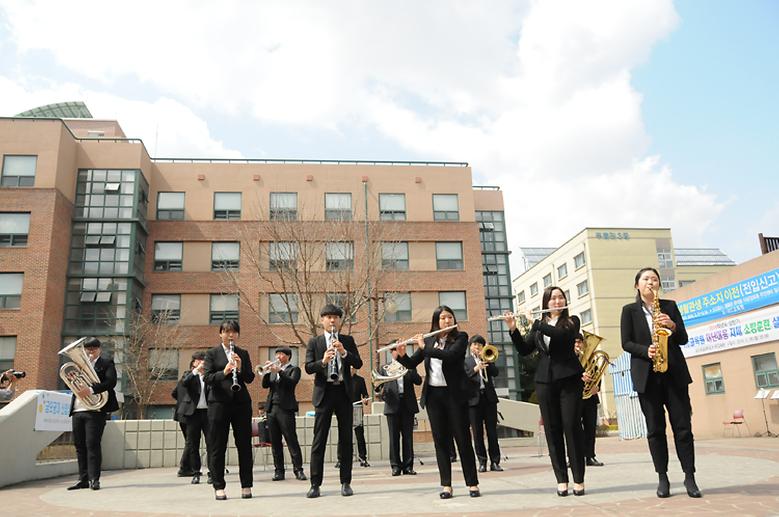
[657,473,670,498]
[684,474,702,498]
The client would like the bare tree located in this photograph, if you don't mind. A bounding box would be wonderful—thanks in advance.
[120,309,182,419]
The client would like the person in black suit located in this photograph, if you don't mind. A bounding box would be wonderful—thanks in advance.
[261,345,307,481]
[204,320,255,501]
[395,305,481,499]
[377,347,422,476]
[67,337,119,491]
[177,352,211,485]
[465,335,503,472]
[505,287,586,497]
[348,368,371,467]
[304,304,363,498]
[621,267,700,499]
[172,357,195,478]
[574,334,604,468]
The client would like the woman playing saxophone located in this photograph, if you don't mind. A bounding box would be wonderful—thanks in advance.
[620,267,700,499]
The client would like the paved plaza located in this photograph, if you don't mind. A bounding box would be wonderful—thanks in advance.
[2,436,778,516]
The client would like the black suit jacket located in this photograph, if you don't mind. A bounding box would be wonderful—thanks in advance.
[396,330,469,409]
[175,371,209,418]
[621,299,691,394]
[380,368,421,415]
[69,355,119,416]
[464,354,499,406]
[304,333,363,408]
[262,364,300,412]
[351,374,369,403]
[511,315,583,383]
[204,344,255,405]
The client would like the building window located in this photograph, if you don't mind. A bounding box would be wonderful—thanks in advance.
[381,242,409,271]
[516,290,525,304]
[657,250,674,269]
[0,273,22,309]
[214,192,241,220]
[439,291,467,321]
[0,213,30,247]
[702,363,725,394]
[149,348,179,381]
[1,155,36,187]
[326,241,354,271]
[154,242,183,271]
[678,280,696,288]
[379,193,406,221]
[436,242,463,270]
[270,192,297,221]
[269,293,298,323]
[564,289,571,303]
[577,280,589,298]
[529,283,538,297]
[325,193,352,221]
[212,242,240,271]
[542,273,552,288]
[661,279,676,291]
[580,309,592,325]
[432,194,459,221]
[0,336,16,371]
[384,292,412,322]
[574,252,586,269]
[557,263,568,280]
[156,192,185,220]
[151,294,180,323]
[269,242,298,270]
[210,294,239,324]
[752,353,779,388]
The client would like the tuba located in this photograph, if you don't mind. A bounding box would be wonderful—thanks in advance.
[651,288,671,373]
[59,337,108,411]
[579,330,610,400]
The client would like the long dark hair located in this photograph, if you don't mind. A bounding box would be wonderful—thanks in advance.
[634,267,661,303]
[541,286,574,329]
[430,305,458,344]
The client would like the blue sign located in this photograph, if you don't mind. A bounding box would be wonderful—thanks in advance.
[678,268,779,327]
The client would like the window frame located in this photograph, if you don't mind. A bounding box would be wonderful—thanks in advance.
[435,241,464,270]
[153,242,183,272]
[151,294,181,323]
[0,213,30,247]
[702,362,725,394]
[752,352,779,388]
[211,242,240,272]
[156,192,185,220]
[379,193,407,221]
[209,294,239,324]
[325,241,354,271]
[381,241,409,271]
[213,192,242,220]
[0,273,23,309]
[557,262,568,280]
[574,251,586,269]
[577,279,590,298]
[269,293,299,323]
[1,155,37,187]
[432,193,459,221]
[324,192,352,221]
[269,192,298,221]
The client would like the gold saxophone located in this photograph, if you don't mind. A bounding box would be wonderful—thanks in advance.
[651,288,672,373]
[579,330,610,399]
[58,337,108,411]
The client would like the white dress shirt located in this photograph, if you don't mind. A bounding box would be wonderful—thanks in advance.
[428,338,447,387]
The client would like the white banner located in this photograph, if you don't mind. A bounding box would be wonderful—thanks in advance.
[34,391,72,432]
[682,304,779,358]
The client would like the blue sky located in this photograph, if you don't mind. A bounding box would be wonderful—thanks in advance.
[0,0,776,271]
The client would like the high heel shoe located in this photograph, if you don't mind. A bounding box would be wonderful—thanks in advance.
[557,484,569,497]
[214,490,227,501]
[469,488,481,498]
[573,484,585,496]
[657,473,670,498]
[439,487,453,499]
[684,474,702,498]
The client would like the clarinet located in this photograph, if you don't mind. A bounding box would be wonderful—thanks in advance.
[229,339,241,392]
[327,324,340,381]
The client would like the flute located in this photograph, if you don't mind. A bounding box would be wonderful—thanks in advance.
[487,306,570,322]
[376,325,458,354]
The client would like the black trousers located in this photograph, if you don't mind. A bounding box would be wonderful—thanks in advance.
[536,376,585,484]
[309,384,353,486]
[354,425,367,460]
[207,401,253,490]
[469,393,501,465]
[581,397,598,458]
[386,410,415,470]
[426,386,478,487]
[177,421,192,474]
[638,372,695,474]
[267,405,304,473]
[72,411,107,482]
[183,409,210,475]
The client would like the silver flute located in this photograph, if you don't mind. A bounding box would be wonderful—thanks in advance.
[229,339,241,392]
[487,306,570,322]
[376,325,458,354]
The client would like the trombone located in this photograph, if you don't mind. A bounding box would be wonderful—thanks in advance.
[487,307,570,322]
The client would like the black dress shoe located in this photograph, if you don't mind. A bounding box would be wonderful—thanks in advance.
[359,458,370,467]
[294,470,308,481]
[391,467,402,476]
[90,480,100,490]
[241,490,252,499]
[306,485,320,498]
[341,483,353,496]
[557,489,568,497]
[67,481,89,490]
[402,468,417,475]
[215,491,227,501]
[478,462,487,473]
[334,461,341,469]
[206,472,213,484]
[272,472,285,481]
[177,471,194,477]
[586,457,604,467]
[469,488,481,498]
[191,474,201,485]
[573,488,585,496]
[657,473,670,498]
[490,463,503,472]
[439,488,453,499]
[684,475,702,498]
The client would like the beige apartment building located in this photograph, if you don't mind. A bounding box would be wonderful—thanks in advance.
[511,227,735,416]
[0,106,517,416]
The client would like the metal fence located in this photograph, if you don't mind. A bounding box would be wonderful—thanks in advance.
[610,352,647,440]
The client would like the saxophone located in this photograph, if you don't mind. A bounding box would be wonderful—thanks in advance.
[579,330,610,399]
[651,288,672,373]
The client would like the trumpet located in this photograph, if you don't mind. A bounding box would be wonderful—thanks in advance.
[256,359,282,376]
[487,307,570,322]
[375,325,458,354]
